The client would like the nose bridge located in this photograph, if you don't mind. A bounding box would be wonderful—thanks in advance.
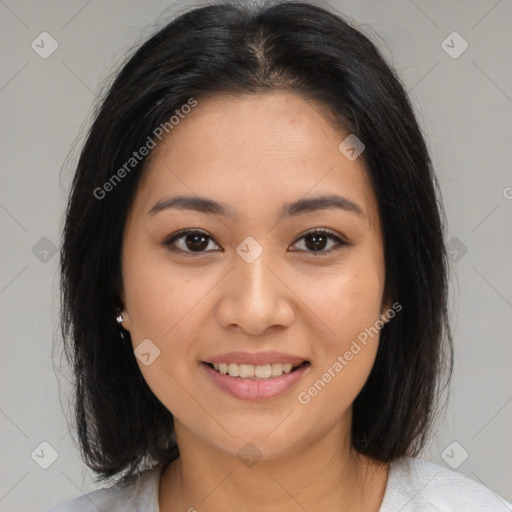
[235,239,278,307]
[217,236,295,334]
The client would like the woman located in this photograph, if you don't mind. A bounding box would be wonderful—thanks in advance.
[46,1,511,511]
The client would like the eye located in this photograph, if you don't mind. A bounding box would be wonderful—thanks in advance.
[290,228,349,255]
[162,229,221,254]
[162,228,349,256]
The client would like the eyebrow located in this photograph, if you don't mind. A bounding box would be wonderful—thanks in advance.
[148,194,365,220]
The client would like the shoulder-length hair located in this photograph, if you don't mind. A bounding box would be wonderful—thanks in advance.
[59,0,453,485]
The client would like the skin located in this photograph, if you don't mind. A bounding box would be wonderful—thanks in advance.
[120,92,392,512]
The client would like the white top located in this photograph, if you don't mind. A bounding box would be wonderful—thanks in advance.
[44,456,512,511]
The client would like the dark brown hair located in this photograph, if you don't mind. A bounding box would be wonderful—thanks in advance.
[58,0,453,486]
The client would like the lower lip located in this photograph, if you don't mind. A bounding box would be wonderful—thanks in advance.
[201,362,310,401]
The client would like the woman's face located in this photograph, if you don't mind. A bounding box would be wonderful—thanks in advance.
[120,92,389,460]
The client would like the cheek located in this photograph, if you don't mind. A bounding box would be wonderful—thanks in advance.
[122,249,218,400]
[123,260,205,415]
[296,256,384,404]
[305,258,384,350]
[123,250,213,342]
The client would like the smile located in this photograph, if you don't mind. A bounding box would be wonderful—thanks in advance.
[201,361,311,401]
[206,361,309,380]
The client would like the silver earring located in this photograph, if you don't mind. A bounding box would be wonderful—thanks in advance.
[115,307,126,340]
[115,307,124,324]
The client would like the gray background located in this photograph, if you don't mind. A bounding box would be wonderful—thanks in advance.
[0,0,511,510]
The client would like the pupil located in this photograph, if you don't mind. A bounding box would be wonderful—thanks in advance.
[183,233,328,252]
[306,233,327,251]
[186,234,208,251]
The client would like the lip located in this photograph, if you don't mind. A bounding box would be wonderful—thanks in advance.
[204,351,308,366]
[201,361,310,401]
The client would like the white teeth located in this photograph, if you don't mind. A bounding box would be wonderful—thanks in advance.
[209,361,303,379]
[239,364,255,378]
[255,364,272,379]
[282,363,293,374]
[228,363,239,377]
[271,363,283,376]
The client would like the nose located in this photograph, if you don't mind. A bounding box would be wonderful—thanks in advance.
[215,244,296,336]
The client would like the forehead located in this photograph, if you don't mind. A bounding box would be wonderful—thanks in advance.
[135,92,379,231]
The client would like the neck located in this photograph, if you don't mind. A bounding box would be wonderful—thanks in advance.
[159,420,389,512]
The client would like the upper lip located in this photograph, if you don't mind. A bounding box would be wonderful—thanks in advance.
[204,351,309,366]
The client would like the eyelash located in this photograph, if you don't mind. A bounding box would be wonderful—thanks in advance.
[162,228,349,256]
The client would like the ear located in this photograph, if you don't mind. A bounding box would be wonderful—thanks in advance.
[118,291,131,331]
[121,309,131,331]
